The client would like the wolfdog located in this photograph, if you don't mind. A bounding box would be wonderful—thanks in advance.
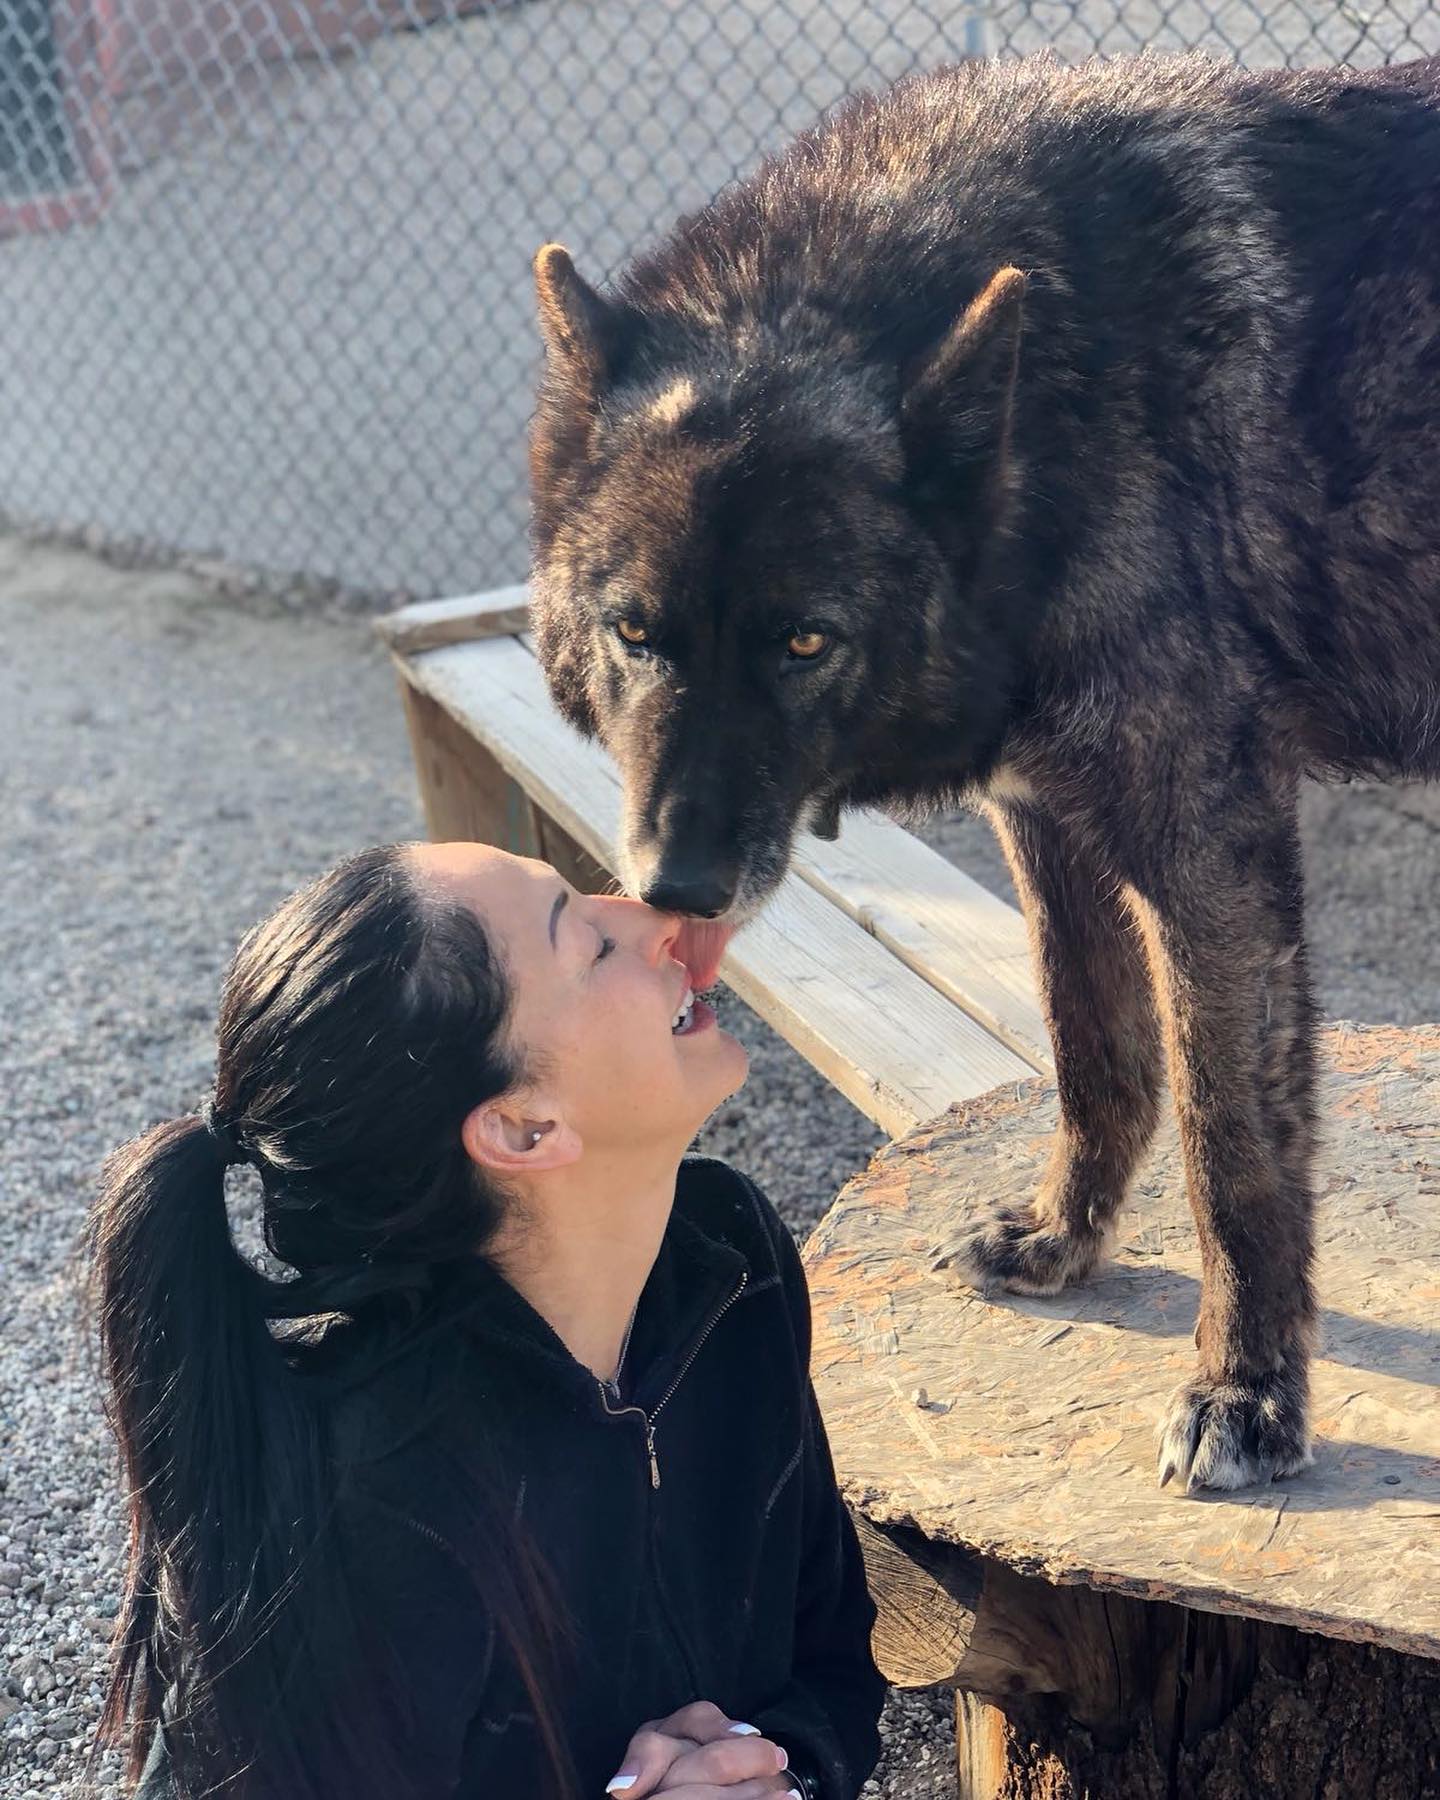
[527,51,1440,1492]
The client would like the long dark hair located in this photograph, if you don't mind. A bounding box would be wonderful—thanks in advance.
[89,844,574,1798]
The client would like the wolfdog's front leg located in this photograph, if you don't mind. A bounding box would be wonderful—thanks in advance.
[1133,798,1319,1492]
[958,801,1164,1295]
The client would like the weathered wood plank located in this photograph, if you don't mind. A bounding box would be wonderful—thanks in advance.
[533,813,615,898]
[716,877,1035,1137]
[393,636,1034,1135]
[393,636,619,865]
[793,813,1052,1076]
[804,1023,1440,1659]
[375,586,530,654]
[397,679,542,856]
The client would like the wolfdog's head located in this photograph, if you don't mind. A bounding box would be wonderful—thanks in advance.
[528,243,1026,929]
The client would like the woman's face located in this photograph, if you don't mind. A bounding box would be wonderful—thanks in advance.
[411,842,748,1157]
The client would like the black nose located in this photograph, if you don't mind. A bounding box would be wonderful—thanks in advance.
[640,872,735,919]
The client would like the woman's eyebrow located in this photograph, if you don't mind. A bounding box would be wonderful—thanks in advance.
[548,886,568,951]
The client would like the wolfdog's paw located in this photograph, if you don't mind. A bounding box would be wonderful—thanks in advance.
[1156,1360,1313,1494]
[949,1204,1105,1299]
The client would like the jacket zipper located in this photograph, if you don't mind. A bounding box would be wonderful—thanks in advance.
[602,1268,749,1699]
[598,1388,663,1488]
[596,1269,748,1490]
[398,1510,463,1561]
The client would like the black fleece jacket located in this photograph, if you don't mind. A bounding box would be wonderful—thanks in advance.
[138,1157,883,1798]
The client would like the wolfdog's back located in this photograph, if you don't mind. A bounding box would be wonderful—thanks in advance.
[623,53,1440,773]
[711,53,1440,773]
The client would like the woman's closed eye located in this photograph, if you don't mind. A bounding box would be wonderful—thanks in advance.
[594,932,616,963]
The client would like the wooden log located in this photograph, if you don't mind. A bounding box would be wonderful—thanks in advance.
[954,1694,1008,1800]
[851,1514,984,1688]
[858,1519,1440,1796]
[945,1610,1440,1798]
[859,1519,1182,1733]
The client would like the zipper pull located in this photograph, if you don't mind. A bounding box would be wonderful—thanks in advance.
[646,1421,661,1490]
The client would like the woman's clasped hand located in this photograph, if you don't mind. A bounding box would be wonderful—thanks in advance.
[606,1702,802,1800]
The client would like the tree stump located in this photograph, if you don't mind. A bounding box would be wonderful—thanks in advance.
[805,1025,1440,1797]
[854,1515,1440,1797]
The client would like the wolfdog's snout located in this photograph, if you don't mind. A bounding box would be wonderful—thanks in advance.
[629,789,743,919]
[634,855,738,921]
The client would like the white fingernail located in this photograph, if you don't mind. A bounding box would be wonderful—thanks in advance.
[727,1722,761,1735]
[605,1780,637,1794]
[786,1790,804,1800]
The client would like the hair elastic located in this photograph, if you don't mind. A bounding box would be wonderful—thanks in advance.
[200,1095,248,1168]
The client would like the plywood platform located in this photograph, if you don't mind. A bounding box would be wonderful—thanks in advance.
[805,1023,1440,1660]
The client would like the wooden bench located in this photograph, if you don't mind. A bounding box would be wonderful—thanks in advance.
[381,590,1440,1799]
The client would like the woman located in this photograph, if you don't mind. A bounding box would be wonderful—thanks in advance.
[90,840,884,1799]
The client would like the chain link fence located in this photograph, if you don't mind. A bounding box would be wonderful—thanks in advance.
[2,2,1437,598]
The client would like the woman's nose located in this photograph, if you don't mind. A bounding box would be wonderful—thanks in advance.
[597,894,682,964]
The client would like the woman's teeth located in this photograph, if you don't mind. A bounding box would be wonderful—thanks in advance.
[672,987,695,1034]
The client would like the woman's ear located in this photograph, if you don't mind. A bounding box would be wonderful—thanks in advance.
[461,1098,582,1177]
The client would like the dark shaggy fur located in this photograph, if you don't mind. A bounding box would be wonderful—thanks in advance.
[528,51,1440,1492]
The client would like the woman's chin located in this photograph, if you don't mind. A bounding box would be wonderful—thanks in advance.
[681,1017,749,1095]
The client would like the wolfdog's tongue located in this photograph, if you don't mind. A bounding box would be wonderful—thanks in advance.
[674,918,737,992]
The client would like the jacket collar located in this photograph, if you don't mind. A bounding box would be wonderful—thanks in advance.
[437,1162,749,1414]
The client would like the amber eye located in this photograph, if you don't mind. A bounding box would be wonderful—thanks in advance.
[787,630,828,660]
[616,619,649,647]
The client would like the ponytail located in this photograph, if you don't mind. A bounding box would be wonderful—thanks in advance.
[89,847,580,1799]
[91,1114,330,1795]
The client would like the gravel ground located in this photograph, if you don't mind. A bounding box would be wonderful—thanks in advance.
[3,537,1438,1798]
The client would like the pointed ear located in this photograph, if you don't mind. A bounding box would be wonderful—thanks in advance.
[901,266,1026,481]
[533,243,624,390]
[530,245,632,552]
[462,1097,583,1180]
